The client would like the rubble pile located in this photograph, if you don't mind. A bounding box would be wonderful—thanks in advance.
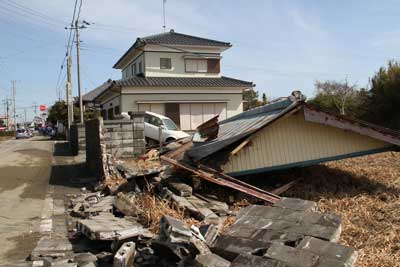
[28,147,358,267]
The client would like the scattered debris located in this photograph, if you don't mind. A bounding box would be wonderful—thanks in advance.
[76,212,153,241]
[28,133,370,267]
[113,242,135,267]
[161,155,281,203]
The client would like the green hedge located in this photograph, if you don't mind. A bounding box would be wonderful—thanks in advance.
[0,131,15,137]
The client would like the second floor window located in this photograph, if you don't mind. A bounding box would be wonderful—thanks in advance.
[133,63,137,75]
[160,58,172,69]
[185,59,220,73]
[138,62,142,73]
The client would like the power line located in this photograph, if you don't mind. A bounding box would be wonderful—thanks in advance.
[4,0,68,25]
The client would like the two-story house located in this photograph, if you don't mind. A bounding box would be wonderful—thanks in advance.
[84,30,254,131]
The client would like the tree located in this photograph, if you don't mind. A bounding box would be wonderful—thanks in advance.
[366,60,400,130]
[313,80,357,115]
[243,89,262,110]
[47,101,99,125]
[307,79,368,118]
[262,93,267,105]
[0,119,4,126]
[47,101,68,125]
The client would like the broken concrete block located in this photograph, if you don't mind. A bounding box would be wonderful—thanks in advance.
[151,241,189,262]
[31,237,73,260]
[168,182,193,197]
[199,224,219,247]
[77,212,152,240]
[113,241,136,267]
[186,196,220,224]
[231,254,290,267]
[73,252,97,266]
[190,236,211,255]
[160,215,192,244]
[42,257,77,267]
[272,197,317,212]
[211,235,271,261]
[297,236,358,266]
[264,243,319,267]
[194,253,230,267]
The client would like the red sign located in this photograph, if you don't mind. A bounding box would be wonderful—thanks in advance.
[39,105,46,111]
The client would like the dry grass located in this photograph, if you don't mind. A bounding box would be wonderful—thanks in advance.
[118,190,200,233]
[284,152,400,267]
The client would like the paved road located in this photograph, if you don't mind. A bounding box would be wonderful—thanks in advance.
[0,136,53,264]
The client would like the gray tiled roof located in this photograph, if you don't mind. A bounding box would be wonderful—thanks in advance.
[140,30,231,47]
[85,76,253,102]
[114,30,231,68]
[187,98,301,161]
[82,80,112,102]
[115,76,253,88]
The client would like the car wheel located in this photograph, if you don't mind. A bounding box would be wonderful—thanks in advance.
[165,137,176,143]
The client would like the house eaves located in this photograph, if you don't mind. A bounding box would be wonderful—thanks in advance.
[187,92,400,163]
[113,30,232,69]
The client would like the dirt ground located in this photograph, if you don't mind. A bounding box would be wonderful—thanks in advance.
[283,152,400,267]
[0,137,53,263]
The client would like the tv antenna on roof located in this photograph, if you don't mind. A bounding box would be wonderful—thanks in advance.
[162,0,167,32]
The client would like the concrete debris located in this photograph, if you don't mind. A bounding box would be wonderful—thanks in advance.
[31,237,73,261]
[26,138,358,267]
[160,215,192,244]
[116,158,166,179]
[199,224,219,247]
[194,253,231,267]
[113,242,135,267]
[77,212,153,241]
[70,192,114,218]
[212,204,357,266]
[297,236,358,266]
[168,182,193,197]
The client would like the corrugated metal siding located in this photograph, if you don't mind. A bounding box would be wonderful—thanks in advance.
[222,112,391,173]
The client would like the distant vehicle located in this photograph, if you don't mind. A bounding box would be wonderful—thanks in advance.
[0,127,6,132]
[144,111,190,144]
[15,129,30,139]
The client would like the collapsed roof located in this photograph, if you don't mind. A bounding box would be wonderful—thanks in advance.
[187,92,400,174]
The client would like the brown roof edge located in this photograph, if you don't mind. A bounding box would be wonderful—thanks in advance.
[303,104,400,146]
[92,80,119,102]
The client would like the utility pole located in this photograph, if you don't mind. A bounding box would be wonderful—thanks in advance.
[75,20,84,123]
[33,101,37,116]
[11,80,16,130]
[3,98,10,129]
[24,108,27,126]
[162,0,166,32]
[66,55,74,128]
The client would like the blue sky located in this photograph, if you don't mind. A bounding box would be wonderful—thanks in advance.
[1,0,399,121]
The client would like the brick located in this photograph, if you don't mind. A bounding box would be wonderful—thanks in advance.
[264,243,319,267]
[194,254,230,267]
[297,237,357,265]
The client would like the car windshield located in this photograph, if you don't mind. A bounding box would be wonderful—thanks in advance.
[162,118,178,130]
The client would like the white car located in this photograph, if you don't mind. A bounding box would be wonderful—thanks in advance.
[15,129,30,139]
[144,111,190,144]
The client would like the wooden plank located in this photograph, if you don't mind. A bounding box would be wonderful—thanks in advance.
[161,156,281,204]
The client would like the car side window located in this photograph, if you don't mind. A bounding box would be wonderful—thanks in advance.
[149,116,162,127]
[144,114,151,123]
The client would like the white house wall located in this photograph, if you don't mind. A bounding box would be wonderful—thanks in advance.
[144,51,221,78]
[221,111,392,174]
[120,86,242,130]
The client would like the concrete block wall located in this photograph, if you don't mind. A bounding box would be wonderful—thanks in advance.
[103,116,145,159]
[69,123,86,156]
[85,118,104,178]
